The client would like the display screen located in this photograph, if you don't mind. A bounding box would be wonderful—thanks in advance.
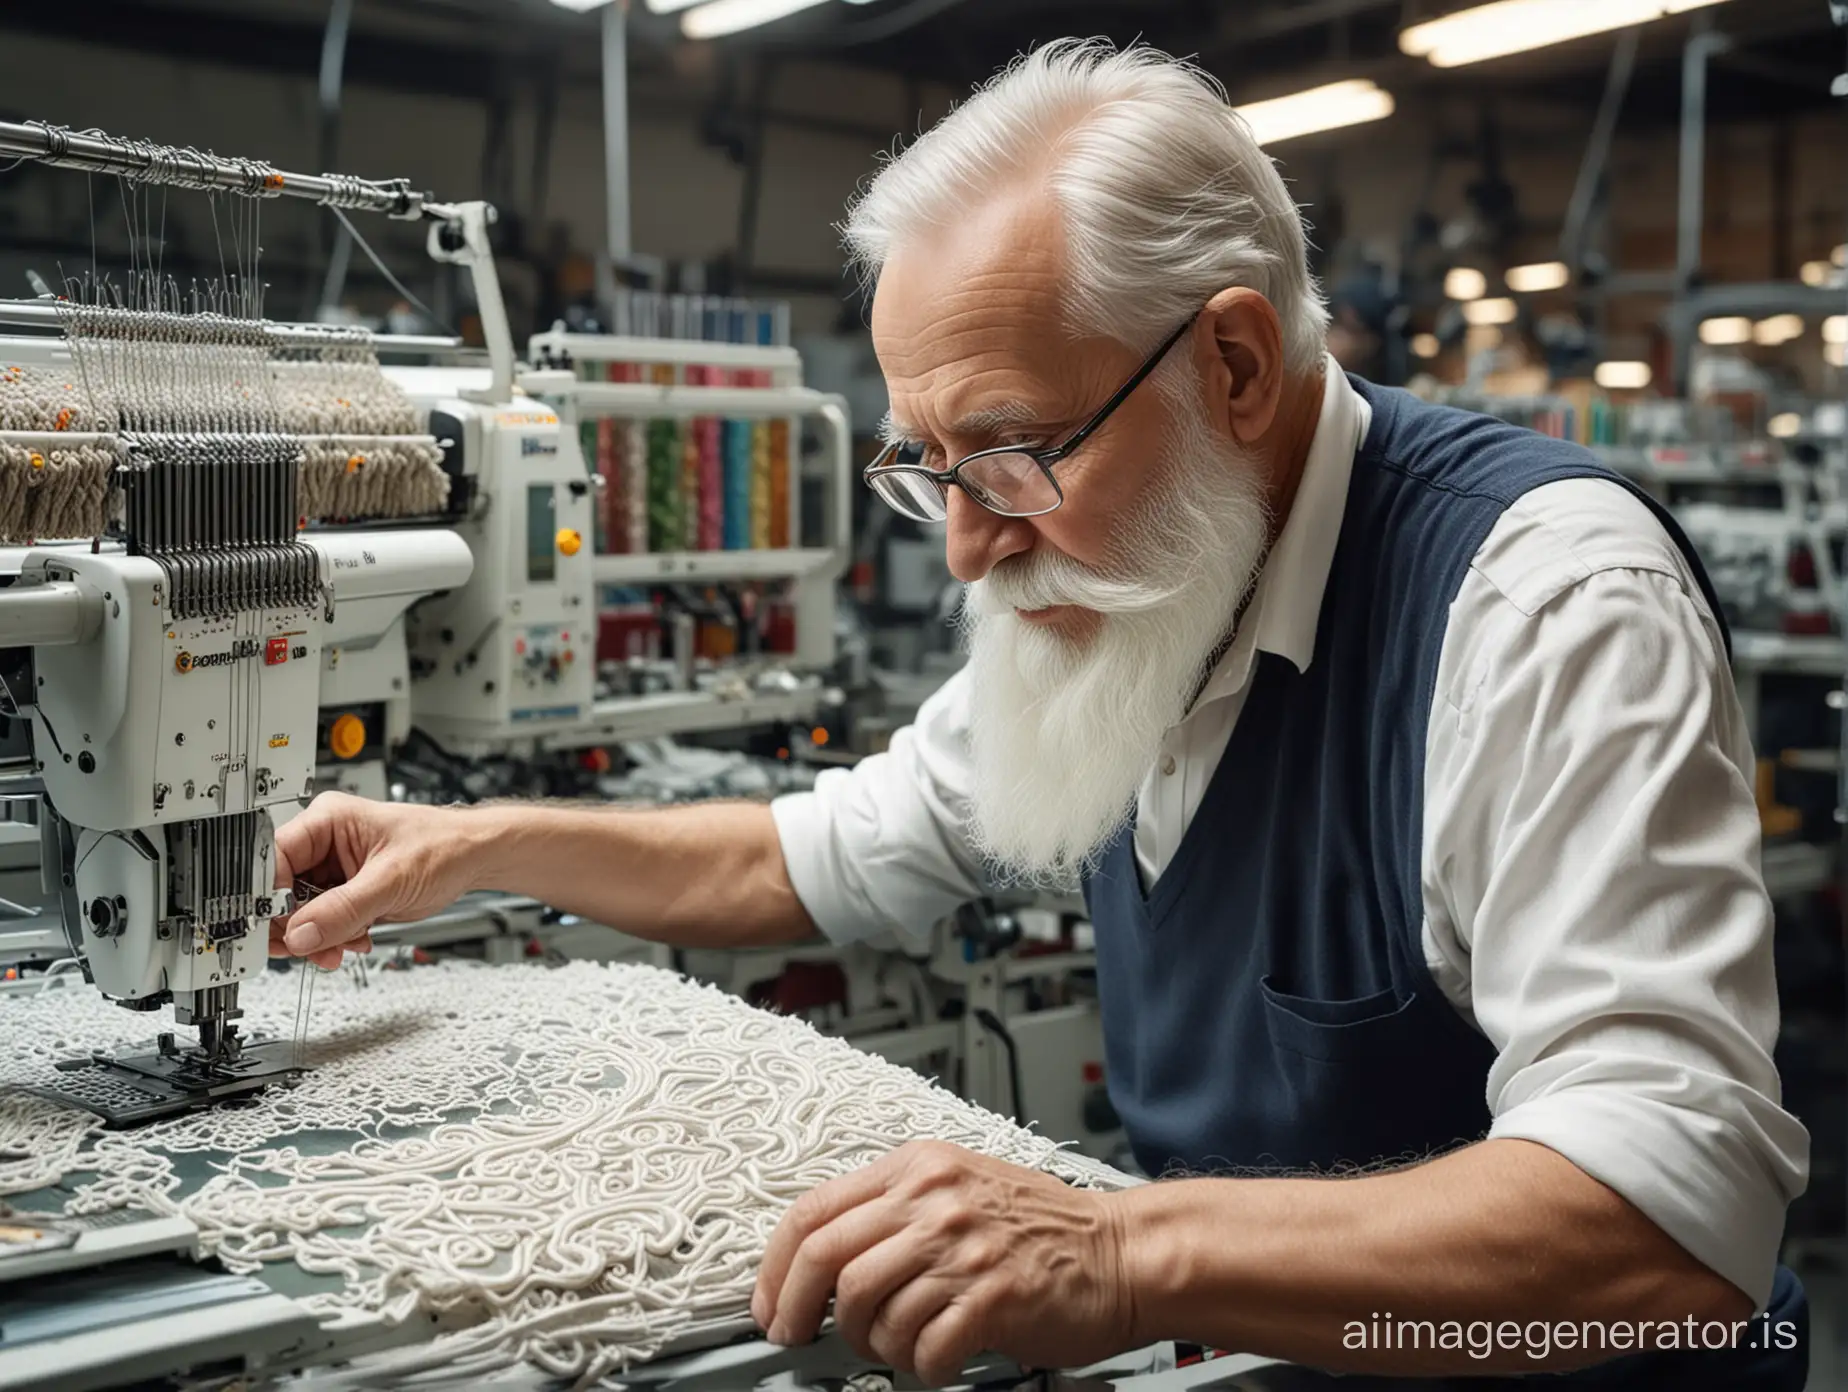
[526,484,556,584]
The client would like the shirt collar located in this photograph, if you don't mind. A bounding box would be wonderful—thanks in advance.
[1197,359,1372,704]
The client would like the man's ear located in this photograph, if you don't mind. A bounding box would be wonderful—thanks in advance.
[1192,289,1286,446]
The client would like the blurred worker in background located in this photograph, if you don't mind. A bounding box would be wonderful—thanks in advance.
[1323,262,1405,385]
[273,40,1807,1390]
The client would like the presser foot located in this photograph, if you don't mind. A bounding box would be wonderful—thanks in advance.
[35,1038,304,1129]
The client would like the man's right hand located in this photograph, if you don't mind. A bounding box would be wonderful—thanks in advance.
[271,793,483,969]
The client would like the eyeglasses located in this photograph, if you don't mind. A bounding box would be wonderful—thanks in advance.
[863,314,1197,523]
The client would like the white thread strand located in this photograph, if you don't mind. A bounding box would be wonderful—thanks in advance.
[0,960,1099,1383]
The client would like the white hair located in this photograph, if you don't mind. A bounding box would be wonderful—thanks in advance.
[842,38,1331,371]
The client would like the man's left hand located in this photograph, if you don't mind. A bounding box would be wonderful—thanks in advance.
[752,1140,1135,1385]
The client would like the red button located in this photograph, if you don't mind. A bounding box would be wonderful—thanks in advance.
[265,637,289,666]
[1081,1061,1105,1084]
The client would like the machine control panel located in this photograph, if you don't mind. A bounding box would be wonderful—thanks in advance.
[512,623,580,689]
[406,399,596,746]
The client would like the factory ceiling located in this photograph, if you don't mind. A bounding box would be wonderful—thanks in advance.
[3,0,1840,133]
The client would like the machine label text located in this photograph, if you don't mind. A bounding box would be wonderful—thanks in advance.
[176,638,262,672]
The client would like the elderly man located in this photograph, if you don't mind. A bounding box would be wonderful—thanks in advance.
[273,40,1808,1388]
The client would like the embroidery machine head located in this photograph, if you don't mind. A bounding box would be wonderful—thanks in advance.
[5,519,469,1124]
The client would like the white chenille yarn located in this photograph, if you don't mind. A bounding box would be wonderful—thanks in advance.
[272,331,420,438]
[0,441,117,543]
[0,313,448,535]
[1,960,1100,1384]
[0,361,110,433]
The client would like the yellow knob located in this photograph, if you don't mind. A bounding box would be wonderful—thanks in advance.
[556,527,582,557]
[328,712,367,761]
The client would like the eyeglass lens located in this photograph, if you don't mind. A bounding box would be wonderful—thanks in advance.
[870,469,950,521]
[958,452,1059,515]
[869,452,1060,522]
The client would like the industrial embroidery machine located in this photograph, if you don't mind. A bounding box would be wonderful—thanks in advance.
[0,119,489,1123]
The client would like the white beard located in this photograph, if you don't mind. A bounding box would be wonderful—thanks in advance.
[960,370,1273,888]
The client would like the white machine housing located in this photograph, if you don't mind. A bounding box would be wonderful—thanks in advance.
[404,397,598,749]
[29,548,322,832]
[12,530,471,1013]
[313,614,411,801]
[310,529,476,799]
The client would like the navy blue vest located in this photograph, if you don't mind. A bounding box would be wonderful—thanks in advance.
[1081,376,1805,1388]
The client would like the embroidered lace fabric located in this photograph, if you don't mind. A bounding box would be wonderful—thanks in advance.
[0,960,1100,1383]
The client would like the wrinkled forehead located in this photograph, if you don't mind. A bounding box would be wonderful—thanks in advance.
[869,190,1113,436]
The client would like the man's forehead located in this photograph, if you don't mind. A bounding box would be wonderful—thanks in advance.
[870,192,1098,437]
[870,190,1067,346]
[881,398,1041,442]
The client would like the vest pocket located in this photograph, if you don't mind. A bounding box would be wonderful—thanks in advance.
[1259,976,1420,1062]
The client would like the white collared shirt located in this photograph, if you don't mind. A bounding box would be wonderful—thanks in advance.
[770,362,1809,1307]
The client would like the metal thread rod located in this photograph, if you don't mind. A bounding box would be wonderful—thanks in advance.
[0,121,459,222]
[0,299,461,351]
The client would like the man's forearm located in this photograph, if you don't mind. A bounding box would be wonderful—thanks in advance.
[466,800,818,949]
[1107,1138,1750,1375]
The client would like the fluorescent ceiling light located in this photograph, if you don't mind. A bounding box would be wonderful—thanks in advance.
[1411,332,1441,359]
[1824,316,1848,345]
[1232,79,1395,146]
[1768,413,1803,439]
[1801,261,1833,287]
[1595,361,1652,390]
[682,0,830,38]
[1754,315,1804,346]
[1444,267,1488,301]
[549,0,620,9]
[1698,316,1752,346]
[1506,261,1570,293]
[1401,0,1732,69]
[1462,296,1516,326]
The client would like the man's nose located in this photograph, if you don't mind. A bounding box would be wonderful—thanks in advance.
[943,487,1034,583]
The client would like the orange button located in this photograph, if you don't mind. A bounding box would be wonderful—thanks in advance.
[329,712,367,760]
[556,528,582,557]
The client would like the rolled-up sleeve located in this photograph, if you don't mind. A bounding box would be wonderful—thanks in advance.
[771,666,992,949]
[1425,526,1810,1309]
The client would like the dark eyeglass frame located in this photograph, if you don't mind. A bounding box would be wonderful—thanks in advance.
[863,313,1198,520]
